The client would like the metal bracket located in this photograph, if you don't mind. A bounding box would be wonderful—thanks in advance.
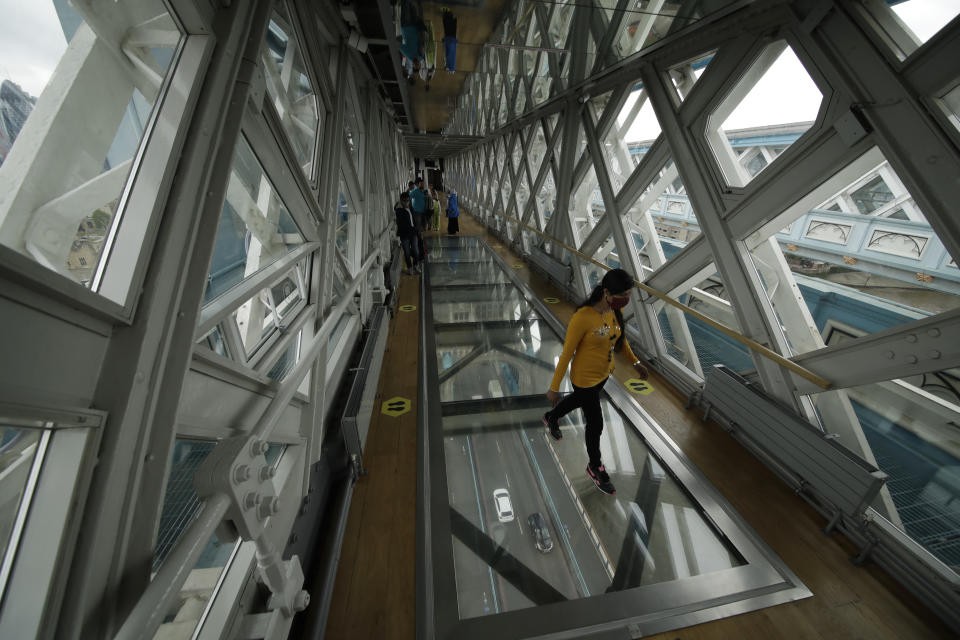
[852,537,878,566]
[823,510,843,535]
[193,435,278,540]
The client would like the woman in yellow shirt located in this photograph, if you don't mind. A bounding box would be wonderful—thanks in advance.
[544,268,649,495]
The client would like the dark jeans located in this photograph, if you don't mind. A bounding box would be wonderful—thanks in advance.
[414,210,428,231]
[447,216,459,234]
[546,378,607,467]
[400,234,419,267]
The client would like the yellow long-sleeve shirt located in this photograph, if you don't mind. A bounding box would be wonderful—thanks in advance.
[549,306,639,391]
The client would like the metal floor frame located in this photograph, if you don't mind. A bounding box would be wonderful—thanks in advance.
[416,236,811,640]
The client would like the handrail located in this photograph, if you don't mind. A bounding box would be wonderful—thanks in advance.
[493,211,832,390]
[114,250,381,640]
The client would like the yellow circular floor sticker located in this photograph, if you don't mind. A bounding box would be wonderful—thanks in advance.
[543,297,559,304]
[399,304,417,312]
[512,262,523,269]
[381,396,411,416]
[625,379,655,395]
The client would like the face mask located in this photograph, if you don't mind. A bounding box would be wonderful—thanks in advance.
[609,295,630,310]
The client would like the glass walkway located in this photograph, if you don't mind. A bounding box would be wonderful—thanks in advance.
[417,237,810,639]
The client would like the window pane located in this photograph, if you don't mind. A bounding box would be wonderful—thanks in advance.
[262,7,320,178]
[0,2,181,290]
[271,271,303,320]
[0,427,43,575]
[232,263,306,359]
[336,179,351,258]
[747,147,959,359]
[626,158,700,281]
[655,268,753,377]
[342,83,362,175]
[328,257,348,314]
[602,85,662,195]
[870,0,960,59]
[667,51,715,102]
[153,440,216,571]
[807,379,960,570]
[850,175,894,215]
[891,0,960,44]
[198,327,228,357]
[706,43,822,188]
[267,330,302,382]
[940,80,960,133]
[610,1,738,63]
[204,136,305,304]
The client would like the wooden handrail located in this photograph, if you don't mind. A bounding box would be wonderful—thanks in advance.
[494,211,832,390]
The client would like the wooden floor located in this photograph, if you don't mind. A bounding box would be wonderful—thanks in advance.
[326,212,952,639]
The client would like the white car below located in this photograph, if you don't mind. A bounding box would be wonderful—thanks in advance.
[493,488,514,523]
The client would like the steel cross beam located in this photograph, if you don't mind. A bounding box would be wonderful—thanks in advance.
[640,62,801,410]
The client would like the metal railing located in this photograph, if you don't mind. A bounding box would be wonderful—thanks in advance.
[492,210,832,390]
[114,250,380,640]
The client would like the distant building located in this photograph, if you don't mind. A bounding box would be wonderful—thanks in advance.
[0,80,36,166]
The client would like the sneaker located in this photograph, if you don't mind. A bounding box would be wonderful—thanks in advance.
[586,463,616,495]
[542,413,562,440]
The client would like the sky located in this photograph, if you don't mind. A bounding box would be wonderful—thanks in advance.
[620,1,960,143]
[0,1,68,97]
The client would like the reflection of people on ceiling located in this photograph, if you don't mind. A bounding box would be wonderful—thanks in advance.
[399,0,425,82]
[423,19,437,88]
[442,7,458,73]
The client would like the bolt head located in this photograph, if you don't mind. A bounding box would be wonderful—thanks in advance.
[250,439,268,457]
[257,496,280,520]
[905,334,918,343]
[244,492,261,509]
[234,464,252,484]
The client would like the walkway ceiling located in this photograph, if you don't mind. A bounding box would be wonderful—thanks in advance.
[404,132,485,159]
[350,0,508,159]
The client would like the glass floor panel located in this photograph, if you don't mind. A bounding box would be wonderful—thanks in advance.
[434,236,483,248]
[442,401,746,618]
[436,323,566,401]
[431,285,534,325]
[419,237,809,639]
[429,243,492,262]
[429,260,511,287]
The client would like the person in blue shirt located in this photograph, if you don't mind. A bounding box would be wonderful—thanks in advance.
[445,189,459,235]
[409,178,428,230]
[399,0,424,82]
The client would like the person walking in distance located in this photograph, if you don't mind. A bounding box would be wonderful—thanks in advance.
[543,269,649,495]
[445,189,459,235]
[394,191,421,275]
[431,188,442,231]
[410,177,428,231]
